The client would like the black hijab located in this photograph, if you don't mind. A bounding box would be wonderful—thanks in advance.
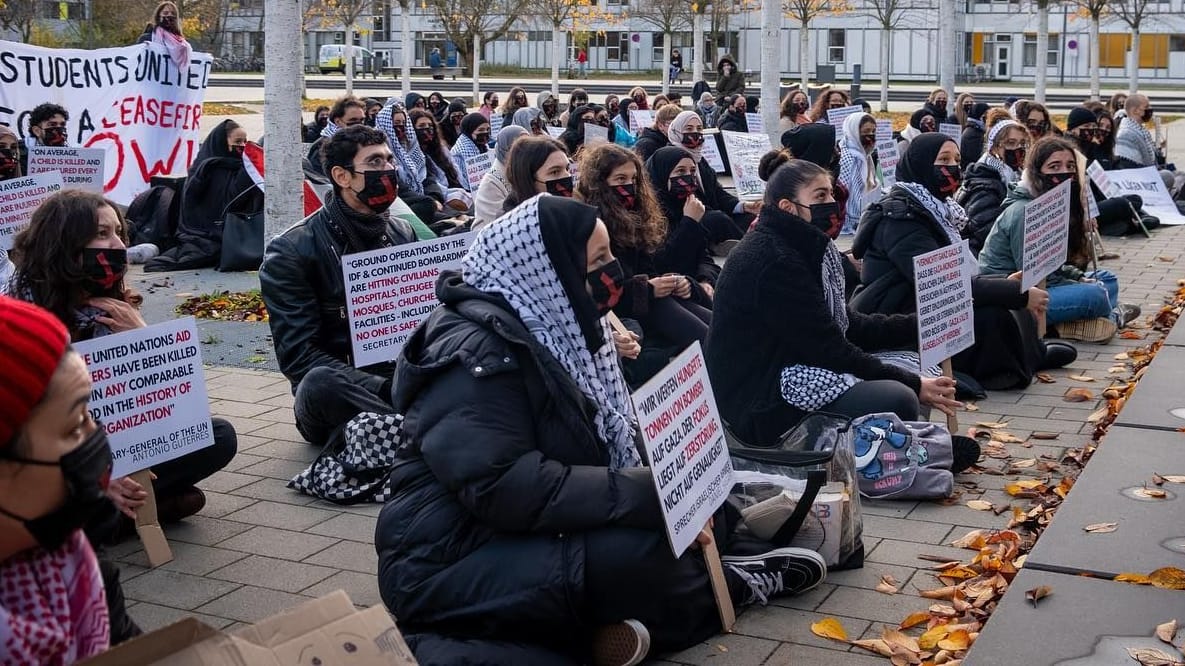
[781,123,837,169]
[909,109,936,131]
[459,112,489,150]
[537,196,604,352]
[645,146,699,223]
[441,98,468,146]
[561,104,594,155]
[194,119,237,164]
[898,133,956,197]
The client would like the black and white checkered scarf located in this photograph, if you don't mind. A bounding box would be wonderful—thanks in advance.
[462,195,642,470]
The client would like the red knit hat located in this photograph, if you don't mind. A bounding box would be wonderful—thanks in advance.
[0,296,71,447]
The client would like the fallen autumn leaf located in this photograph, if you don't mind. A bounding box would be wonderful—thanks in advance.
[1156,619,1178,645]
[1064,387,1095,402]
[1069,374,1096,382]
[1025,585,1052,607]
[966,500,994,511]
[809,617,848,642]
[1082,522,1119,534]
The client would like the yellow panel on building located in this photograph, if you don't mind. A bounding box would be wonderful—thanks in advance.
[1139,34,1169,68]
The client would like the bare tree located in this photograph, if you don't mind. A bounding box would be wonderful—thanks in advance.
[691,0,709,83]
[636,0,691,94]
[424,0,525,73]
[937,0,955,97]
[860,0,928,112]
[307,0,372,94]
[759,0,779,146]
[535,0,614,96]
[1108,0,1151,93]
[783,0,850,88]
[1031,0,1051,103]
[394,0,413,97]
[0,0,40,42]
[1069,0,1108,100]
[264,0,305,240]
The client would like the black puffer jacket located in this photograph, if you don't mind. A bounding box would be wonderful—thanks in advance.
[955,162,1009,256]
[376,274,662,640]
[633,126,670,163]
[259,197,416,392]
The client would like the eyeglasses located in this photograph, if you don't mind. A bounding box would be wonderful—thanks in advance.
[1026,122,1050,132]
[350,155,395,170]
[1000,141,1031,151]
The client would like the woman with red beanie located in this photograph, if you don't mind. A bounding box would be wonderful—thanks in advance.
[0,296,113,663]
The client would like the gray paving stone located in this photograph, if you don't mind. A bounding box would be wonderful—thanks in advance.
[221,499,339,531]
[120,541,249,576]
[127,603,237,633]
[199,490,258,518]
[122,569,241,610]
[302,570,383,608]
[207,398,278,419]
[229,433,272,451]
[216,415,275,436]
[217,525,339,561]
[193,585,313,623]
[233,456,311,481]
[195,470,261,493]
[859,513,957,544]
[237,438,320,462]
[220,452,269,473]
[663,632,780,666]
[304,512,377,543]
[1164,317,1185,347]
[249,421,308,443]
[1113,346,1185,431]
[731,604,870,650]
[762,643,886,666]
[303,539,379,574]
[866,537,971,568]
[815,586,929,625]
[164,514,254,546]
[769,582,835,613]
[823,560,919,593]
[906,498,1017,529]
[231,478,320,505]
[859,499,917,519]
[209,554,338,593]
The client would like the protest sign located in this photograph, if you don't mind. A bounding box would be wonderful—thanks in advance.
[1106,166,1185,225]
[939,123,962,141]
[545,125,564,138]
[27,146,106,193]
[633,342,734,557]
[464,152,493,190]
[721,130,770,200]
[826,104,863,129]
[701,134,726,173]
[583,123,608,145]
[74,317,213,478]
[0,171,62,249]
[342,233,475,367]
[0,40,213,205]
[630,109,655,134]
[875,119,893,143]
[914,241,975,371]
[745,112,764,134]
[877,140,899,188]
[1021,179,1071,292]
[489,112,504,139]
[1086,160,1116,197]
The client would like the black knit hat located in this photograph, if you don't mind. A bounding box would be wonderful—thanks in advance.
[1066,107,1097,131]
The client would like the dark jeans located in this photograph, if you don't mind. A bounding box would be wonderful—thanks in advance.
[645,296,712,348]
[152,417,237,497]
[821,379,921,422]
[294,366,393,446]
[702,210,746,244]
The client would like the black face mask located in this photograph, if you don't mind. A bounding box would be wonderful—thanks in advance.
[680,132,704,150]
[229,144,245,157]
[670,174,697,200]
[394,125,408,142]
[929,164,962,198]
[1039,171,1075,191]
[1002,147,1026,169]
[160,15,179,32]
[0,147,18,178]
[0,426,113,552]
[451,115,464,127]
[544,175,574,197]
[962,103,973,116]
[316,116,329,128]
[472,132,490,145]
[415,127,436,143]
[793,200,842,239]
[860,135,876,149]
[791,101,807,115]
[41,126,67,147]
[1142,107,1154,123]
[933,100,947,113]
[81,247,127,296]
[353,169,400,213]
[586,259,625,315]
[613,183,637,210]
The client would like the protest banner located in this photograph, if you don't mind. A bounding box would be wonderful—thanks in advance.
[875,119,893,143]
[826,104,863,129]
[583,123,609,145]
[721,130,771,200]
[1086,160,1116,197]
[877,140,899,188]
[342,233,475,367]
[75,317,213,478]
[745,112,764,134]
[939,123,962,141]
[630,109,655,134]
[27,146,106,193]
[545,125,565,138]
[1105,165,1185,225]
[0,171,63,249]
[701,134,726,173]
[913,241,975,434]
[464,151,493,190]
[632,341,735,630]
[489,112,504,139]
[1021,179,1072,292]
[0,40,213,205]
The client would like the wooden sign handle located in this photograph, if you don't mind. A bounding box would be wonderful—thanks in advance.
[941,358,959,435]
[701,524,737,633]
[130,469,174,567]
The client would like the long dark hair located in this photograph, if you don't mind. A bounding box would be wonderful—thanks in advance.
[10,191,139,338]
[503,136,567,211]
[574,143,665,254]
[763,155,830,207]
[409,109,462,188]
[807,89,849,122]
[1027,136,1088,265]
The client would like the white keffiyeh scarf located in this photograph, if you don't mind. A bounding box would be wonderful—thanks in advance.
[377,100,428,194]
[896,182,969,247]
[978,152,1017,187]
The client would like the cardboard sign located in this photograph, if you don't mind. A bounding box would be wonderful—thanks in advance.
[914,241,976,370]
[74,317,214,478]
[875,119,893,143]
[464,151,493,190]
[27,146,106,193]
[1021,179,1072,292]
[545,125,564,138]
[489,112,504,139]
[1086,160,1116,197]
[583,122,608,146]
[342,233,475,367]
[0,40,213,204]
[939,123,962,141]
[633,342,734,557]
[721,130,771,200]
[1106,165,1185,225]
[701,134,726,173]
[0,171,63,249]
[745,112,764,134]
[630,109,655,134]
[876,140,899,188]
[826,104,863,130]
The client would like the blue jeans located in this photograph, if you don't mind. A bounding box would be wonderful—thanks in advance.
[1046,269,1120,326]
[669,65,681,83]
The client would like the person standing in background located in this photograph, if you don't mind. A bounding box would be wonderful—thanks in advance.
[577,48,589,78]
[137,1,189,71]
[669,49,683,85]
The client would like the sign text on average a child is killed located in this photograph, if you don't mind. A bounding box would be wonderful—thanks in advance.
[0,171,62,249]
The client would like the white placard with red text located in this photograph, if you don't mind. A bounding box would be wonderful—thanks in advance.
[1021,179,1072,292]
[0,39,213,205]
[28,146,106,193]
[342,233,475,367]
[75,317,214,478]
[633,342,734,558]
[877,141,899,188]
[464,151,493,190]
[913,241,975,370]
[701,135,726,173]
[0,171,63,250]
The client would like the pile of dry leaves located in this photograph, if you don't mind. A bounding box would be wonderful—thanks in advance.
[176,290,268,322]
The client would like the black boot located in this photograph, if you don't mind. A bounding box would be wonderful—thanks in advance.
[1039,340,1078,370]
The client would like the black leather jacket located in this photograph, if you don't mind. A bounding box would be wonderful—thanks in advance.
[260,201,416,393]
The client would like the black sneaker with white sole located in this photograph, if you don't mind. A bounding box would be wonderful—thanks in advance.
[592,619,650,666]
[722,547,827,606]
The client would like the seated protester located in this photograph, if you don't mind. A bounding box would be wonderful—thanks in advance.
[478,91,498,120]
[440,99,468,149]
[410,109,471,210]
[594,105,638,149]
[145,119,263,271]
[500,87,529,127]
[0,123,21,286]
[376,101,447,225]
[450,113,492,192]
[558,88,589,126]
[1092,108,1118,170]
[10,190,237,523]
[537,91,563,128]
[695,93,717,129]
[666,111,754,242]
[473,126,528,230]
[306,96,366,176]
[714,56,745,98]
[1115,94,1183,194]
[954,93,976,129]
[715,95,749,133]
[501,135,573,212]
[704,158,967,449]
[652,94,671,111]
[512,107,547,137]
[628,86,650,110]
[1108,91,1128,118]
[899,108,937,153]
[1064,106,1161,237]
[575,143,712,350]
[806,89,850,123]
[777,88,811,132]
[21,103,70,173]
[0,297,115,664]
[1017,100,1054,141]
[562,105,637,155]
[305,105,330,143]
[259,126,417,447]
[922,88,950,125]
[604,95,621,119]
[644,147,725,287]
[405,91,428,112]
[979,137,1141,343]
[849,134,1071,391]
[426,92,448,124]
[633,104,680,163]
[376,194,826,665]
[959,102,990,169]
[364,98,383,127]
[837,112,881,235]
[614,100,637,137]
[957,111,1028,255]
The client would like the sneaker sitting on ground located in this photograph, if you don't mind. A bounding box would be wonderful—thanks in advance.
[950,435,981,474]
[126,243,160,264]
[1114,303,1141,326]
[592,619,650,666]
[722,547,827,606]
[1055,317,1117,343]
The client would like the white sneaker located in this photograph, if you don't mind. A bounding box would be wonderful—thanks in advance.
[127,243,160,264]
[723,547,827,605]
[592,619,650,666]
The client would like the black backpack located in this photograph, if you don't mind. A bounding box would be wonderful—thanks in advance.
[126,180,182,252]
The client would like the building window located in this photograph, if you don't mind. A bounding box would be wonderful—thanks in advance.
[1022,33,1058,67]
[592,31,629,61]
[827,28,845,63]
[1171,35,1185,52]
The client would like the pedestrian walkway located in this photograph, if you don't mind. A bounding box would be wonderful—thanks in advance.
[111,221,1185,663]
